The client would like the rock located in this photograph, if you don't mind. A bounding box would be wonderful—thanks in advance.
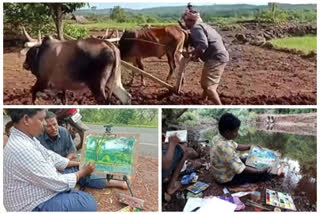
[263,42,273,49]
[235,33,248,43]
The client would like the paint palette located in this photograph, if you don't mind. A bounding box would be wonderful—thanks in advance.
[187,181,209,194]
[266,189,296,211]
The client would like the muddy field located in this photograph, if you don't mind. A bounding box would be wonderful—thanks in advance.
[3,25,316,105]
[85,155,158,211]
[162,144,316,212]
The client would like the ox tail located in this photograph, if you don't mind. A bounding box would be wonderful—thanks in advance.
[104,40,131,104]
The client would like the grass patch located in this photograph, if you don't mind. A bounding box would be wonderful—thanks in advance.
[71,21,175,31]
[271,35,317,54]
[84,121,158,129]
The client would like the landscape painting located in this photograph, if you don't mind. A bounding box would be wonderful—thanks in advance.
[245,145,281,174]
[81,133,139,175]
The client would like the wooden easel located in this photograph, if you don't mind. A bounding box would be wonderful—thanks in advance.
[106,174,134,196]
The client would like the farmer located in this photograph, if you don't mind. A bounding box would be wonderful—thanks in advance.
[3,109,97,211]
[210,113,275,186]
[37,110,128,190]
[162,134,198,196]
[183,10,229,105]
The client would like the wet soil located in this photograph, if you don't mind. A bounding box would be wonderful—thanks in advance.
[3,26,316,105]
[162,144,316,212]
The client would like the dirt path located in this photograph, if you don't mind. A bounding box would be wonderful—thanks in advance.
[3,40,316,105]
[85,155,158,211]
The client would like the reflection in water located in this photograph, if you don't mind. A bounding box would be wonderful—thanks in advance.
[200,125,317,204]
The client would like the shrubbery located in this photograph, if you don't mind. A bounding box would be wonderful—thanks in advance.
[64,24,89,39]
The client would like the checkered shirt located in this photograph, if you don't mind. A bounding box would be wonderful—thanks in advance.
[3,127,77,211]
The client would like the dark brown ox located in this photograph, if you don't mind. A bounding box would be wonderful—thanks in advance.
[119,25,188,85]
[22,31,131,105]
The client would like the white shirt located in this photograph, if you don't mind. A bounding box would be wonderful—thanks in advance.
[3,127,77,211]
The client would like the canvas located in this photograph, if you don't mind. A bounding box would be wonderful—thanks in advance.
[165,130,188,143]
[245,145,281,174]
[80,133,139,176]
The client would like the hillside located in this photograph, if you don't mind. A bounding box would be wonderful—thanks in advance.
[75,3,316,17]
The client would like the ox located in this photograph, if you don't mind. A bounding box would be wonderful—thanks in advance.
[119,25,189,85]
[21,28,131,105]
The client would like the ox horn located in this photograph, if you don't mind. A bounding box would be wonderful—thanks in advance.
[21,26,41,48]
[38,30,42,43]
[22,26,38,42]
[106,29,115,39]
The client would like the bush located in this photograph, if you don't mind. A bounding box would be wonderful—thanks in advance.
[64,24,89,39]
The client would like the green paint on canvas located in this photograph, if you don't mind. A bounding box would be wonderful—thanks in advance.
[83,135,137,175]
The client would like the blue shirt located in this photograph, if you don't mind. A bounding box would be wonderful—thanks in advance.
[37,126,76,158]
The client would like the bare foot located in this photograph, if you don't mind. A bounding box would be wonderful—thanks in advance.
[106,180,129,190]
[167,181,181,195]
[164,192,172,202]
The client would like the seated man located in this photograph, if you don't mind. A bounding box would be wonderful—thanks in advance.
[4,109,97,211]
[162,134,198,196]
[210,113,275,186]
[37,111,128,190]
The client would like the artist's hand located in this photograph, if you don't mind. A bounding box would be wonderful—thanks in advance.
[169,134,180,146]
[82,162,95,176]
[251,144,263,150]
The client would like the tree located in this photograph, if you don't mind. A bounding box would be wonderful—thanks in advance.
[4,3,51,34]
[4,3,87,40]
[110,6,128,23]
[46,3,87,40]
[162,109,188,130]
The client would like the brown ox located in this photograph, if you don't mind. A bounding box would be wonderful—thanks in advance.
[21,28,131,105]
[119,25,188,85]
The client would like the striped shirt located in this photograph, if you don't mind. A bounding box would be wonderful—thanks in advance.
[37,126,77,158]
[210,134,246,183]
[3,127,77,211]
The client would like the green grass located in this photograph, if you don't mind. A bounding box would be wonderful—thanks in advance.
[84,121,158,128]
[71,21,175,31]
[271,35,317,54]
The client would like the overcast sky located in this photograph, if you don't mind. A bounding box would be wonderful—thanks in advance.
[84,0,317,10]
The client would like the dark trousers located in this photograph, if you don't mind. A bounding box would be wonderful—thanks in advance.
[223,157,276,186]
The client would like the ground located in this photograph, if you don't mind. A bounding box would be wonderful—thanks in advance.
[162,146,316,212]
[83,155,158,211]
[3,26,316,105]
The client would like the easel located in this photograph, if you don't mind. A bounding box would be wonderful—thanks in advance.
[106,174,134,196]
[101,130,134,196]
[79,132,144,209]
